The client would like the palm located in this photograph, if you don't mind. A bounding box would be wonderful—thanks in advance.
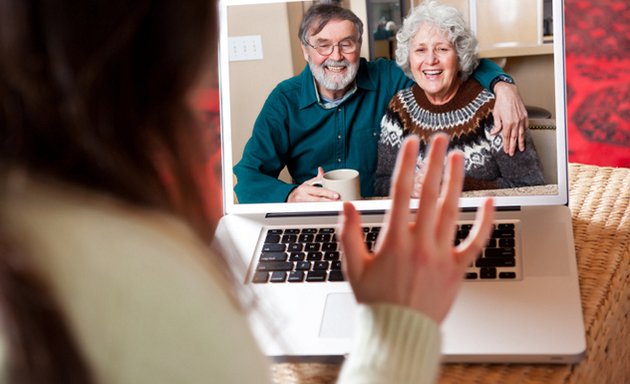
[340,134,494,323]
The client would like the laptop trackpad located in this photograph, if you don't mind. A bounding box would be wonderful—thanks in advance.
[319,293,357,338]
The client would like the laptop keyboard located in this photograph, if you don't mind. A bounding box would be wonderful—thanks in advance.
[251,221,521,283]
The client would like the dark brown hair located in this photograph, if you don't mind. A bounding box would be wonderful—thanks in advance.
[0,0,224,381]
[0,0,218,238]
[298,3,364,45]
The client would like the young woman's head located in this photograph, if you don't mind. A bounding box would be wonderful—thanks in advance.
[0,2,227,381]
[0,0,220,237]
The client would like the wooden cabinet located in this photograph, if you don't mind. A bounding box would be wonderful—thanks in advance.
[427,0,552,58]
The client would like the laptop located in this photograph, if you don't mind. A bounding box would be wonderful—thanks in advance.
[214,0,586,363]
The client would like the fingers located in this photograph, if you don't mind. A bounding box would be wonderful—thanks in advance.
[518,118,527,152]
[454,198,495,268]
[507,128,517,157]
[303,185,339,201]
[490,117,502,136]
[435,151,465,244]
[386,136,419,234]
[288,185,339,202]
[498,126,513,156]
[339,202,368,284]
[505,114,527,155]
[305,167,325,184]
[498,122,514,156]
[414,133,449,238]
[492,81,528,155]
[307,185,339,201]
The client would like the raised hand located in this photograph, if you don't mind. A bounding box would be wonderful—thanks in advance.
[339,134,494,323]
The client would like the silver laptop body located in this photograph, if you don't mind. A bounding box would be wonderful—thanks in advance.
[214,0,585,363]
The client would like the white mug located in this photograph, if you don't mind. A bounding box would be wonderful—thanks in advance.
[313,169,361,201]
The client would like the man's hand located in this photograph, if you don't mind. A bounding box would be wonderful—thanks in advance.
[287,167,340,202]
[491,82,528,156]
[340,134,494,323]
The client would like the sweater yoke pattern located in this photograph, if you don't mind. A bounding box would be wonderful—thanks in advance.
[380,81,499,171]
[401,86,494,133]
[376,79,545,194]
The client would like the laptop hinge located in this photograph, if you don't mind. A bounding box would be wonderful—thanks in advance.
[266,211,340,218]
[265,209,389,218]
[461,206,522,212]
[266,206,520,218]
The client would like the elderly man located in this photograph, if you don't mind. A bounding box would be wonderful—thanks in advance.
[234,3,527,203]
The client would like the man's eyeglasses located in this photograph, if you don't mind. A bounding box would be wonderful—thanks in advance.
[306,39,358,56]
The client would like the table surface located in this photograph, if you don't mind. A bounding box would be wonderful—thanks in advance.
[271,163,630,384]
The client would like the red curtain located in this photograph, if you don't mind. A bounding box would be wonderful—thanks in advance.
[565,0,630,167]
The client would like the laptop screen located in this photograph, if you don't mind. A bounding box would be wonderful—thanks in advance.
[218,0,568,215]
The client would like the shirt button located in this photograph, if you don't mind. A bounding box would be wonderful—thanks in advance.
[337,158,342,163]
[337,135,342,140]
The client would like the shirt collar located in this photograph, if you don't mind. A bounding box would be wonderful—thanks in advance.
[318,82,358,109]
[299,58,376,110]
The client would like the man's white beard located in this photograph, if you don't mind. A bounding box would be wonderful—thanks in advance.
[309,58,359,93]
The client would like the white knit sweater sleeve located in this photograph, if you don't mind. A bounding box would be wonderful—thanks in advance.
[337,304,442,384]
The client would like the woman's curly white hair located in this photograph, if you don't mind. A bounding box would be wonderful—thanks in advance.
[395,0,479,81]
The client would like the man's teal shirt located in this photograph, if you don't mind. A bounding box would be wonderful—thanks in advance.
[233,58,506,203]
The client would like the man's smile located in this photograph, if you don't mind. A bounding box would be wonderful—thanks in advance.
[325,63,347,73]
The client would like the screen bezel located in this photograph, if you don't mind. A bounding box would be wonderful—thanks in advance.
[218,0,569,215]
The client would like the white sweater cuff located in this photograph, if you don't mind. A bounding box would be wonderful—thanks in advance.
[338,303,442,384]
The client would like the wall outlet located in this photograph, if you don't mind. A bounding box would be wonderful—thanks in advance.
[228,35,264,62]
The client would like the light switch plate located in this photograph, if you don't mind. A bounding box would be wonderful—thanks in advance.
[228,35,264,62]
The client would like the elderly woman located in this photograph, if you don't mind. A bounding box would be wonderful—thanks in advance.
[375,0,545,196]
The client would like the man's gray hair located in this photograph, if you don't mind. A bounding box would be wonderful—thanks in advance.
[298,3,363,45]
[395,0,478,81]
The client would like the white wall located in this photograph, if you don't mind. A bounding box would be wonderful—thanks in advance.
[227,3,295,167]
